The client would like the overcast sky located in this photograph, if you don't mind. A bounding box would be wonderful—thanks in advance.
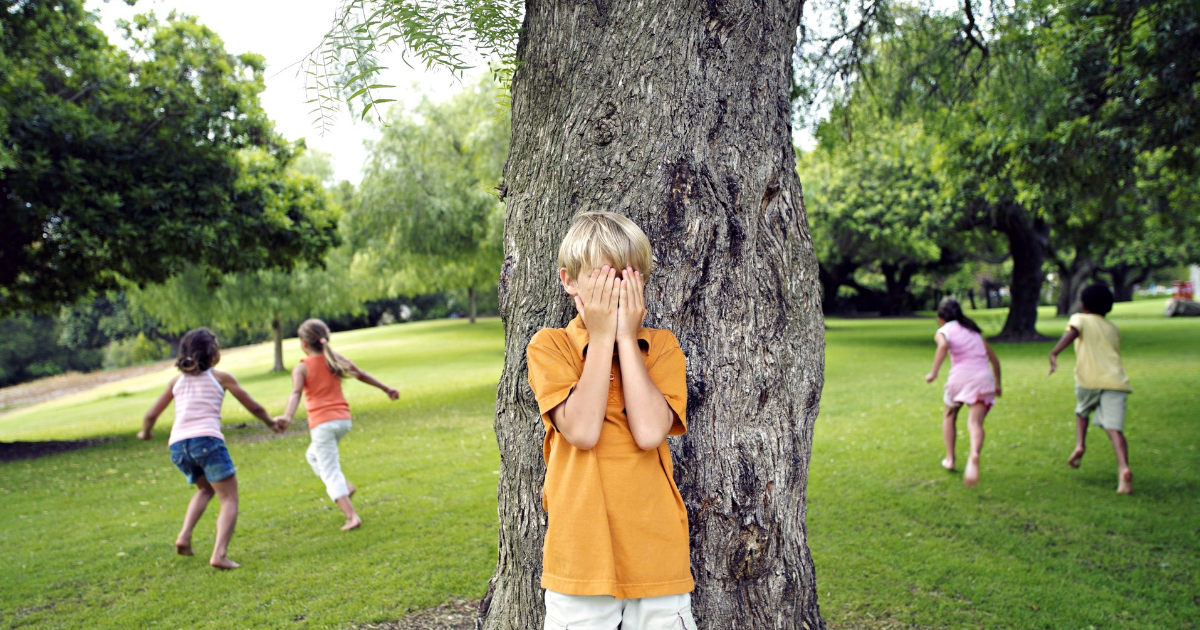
[89,0,813,184]
[88,0,481,184]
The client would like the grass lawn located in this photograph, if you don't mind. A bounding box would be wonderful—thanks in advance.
[812,300,1199,630]
[0,319,505,629]
[1,302,1197,629]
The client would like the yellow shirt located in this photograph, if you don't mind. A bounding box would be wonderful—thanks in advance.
[526,315,692,599]
[1067,313,1131,392]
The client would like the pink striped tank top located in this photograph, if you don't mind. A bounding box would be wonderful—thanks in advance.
[168,369,227,445]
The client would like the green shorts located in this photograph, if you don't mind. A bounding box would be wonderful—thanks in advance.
[1074,387,1128,432]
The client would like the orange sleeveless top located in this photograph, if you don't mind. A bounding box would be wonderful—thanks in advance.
[302,355,351,429]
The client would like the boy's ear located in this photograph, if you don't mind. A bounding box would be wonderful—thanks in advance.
[559,268,578,296]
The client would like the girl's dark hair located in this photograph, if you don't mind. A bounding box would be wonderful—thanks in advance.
[297,318,352,378]
[937,297,983,334]
[1080,284,1114,315]
[176,328,220,375]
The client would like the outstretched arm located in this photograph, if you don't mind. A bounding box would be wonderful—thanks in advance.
[348,362,399,400]
[138,376,180,440]
[984,341,1002,396]
[275,363,308,430]
[925,333,949,383]
[213,370,280,432]
[1048,327,1079,375]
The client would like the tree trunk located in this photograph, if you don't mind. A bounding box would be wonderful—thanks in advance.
[880,262,918,316]
[1054,255,1096,316]
[1105,263,1148,302]
[993,203,1052,341]
[818,259,857,315]
[967,288,976,310]
[272,315,284,372]
[469,287,477,324]
[483,1,825,628]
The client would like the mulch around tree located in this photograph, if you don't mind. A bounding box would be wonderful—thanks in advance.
[0,437,122,463]
[352,599,480,630]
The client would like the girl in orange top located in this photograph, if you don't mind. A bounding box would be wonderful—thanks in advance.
[276,319,399,530]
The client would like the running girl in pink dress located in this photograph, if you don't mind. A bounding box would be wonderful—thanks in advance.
[925,298,1002,487]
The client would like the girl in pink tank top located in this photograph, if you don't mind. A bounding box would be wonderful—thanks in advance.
[139,327,282,569]
[924,298,1002,487]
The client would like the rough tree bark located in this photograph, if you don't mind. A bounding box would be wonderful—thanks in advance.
[482,1,825,628]
[993,203,1052,341]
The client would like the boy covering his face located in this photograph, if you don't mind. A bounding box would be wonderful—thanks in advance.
[526,212,696,629]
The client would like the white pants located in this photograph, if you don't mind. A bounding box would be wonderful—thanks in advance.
[306,420,352,501]
[544,590,696,630]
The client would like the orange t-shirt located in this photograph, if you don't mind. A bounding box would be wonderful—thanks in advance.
[302,355,351,429]
[526,315,691,599]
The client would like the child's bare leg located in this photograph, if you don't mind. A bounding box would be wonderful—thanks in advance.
[208,475,240,569]
[1068,415,1088,468]
[942,405,959,470]
[963,403,988,487]
[176,478,215,556]
[335,495,362,531]
[1105,429,1132,494]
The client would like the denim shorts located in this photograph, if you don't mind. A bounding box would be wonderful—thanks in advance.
[169,436,237,484]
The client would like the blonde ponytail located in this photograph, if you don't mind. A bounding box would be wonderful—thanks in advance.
[298,318,352,378]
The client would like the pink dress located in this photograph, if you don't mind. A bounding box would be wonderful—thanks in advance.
[937,321,996,408]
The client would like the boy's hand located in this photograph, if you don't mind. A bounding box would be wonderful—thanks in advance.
[1048,353,1058,375]
[385,387,400,401]
[137,428,152,441]
[616,268,646,342]
[576,265,619,341]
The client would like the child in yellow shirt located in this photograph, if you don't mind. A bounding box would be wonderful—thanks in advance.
[1049,285,1133,494]
[526,212,696,629]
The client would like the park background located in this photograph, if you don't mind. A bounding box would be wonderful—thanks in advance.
[2,0,1199,628]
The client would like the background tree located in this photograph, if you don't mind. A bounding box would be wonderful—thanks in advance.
[128,147,360,371]
[0,4,339,312]
[348,78,506,323]
[800,119,959,315]
[315,1,826,627]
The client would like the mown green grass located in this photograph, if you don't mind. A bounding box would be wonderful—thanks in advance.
[1,303,1196,629]
[812,300,1200,630]
[0,319,504,629]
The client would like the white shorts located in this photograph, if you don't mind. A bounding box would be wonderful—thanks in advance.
[543,590,696,630]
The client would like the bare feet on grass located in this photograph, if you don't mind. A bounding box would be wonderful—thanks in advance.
[175,539,194,556]
[210,555,240,570]
[963,456,980,487]
[1117,468,1133,494]
[941,456,955,471]
[1067,446,1085,469]
[341,515,362,531]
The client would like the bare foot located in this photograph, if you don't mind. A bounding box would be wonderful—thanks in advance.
[1117,469,1133,494]
[942,457,955,471]
[341,516,362,531]
[347,484,357,497]
[175,540,194,556]
[963,456,980,487]
[210,556,240,570]
[1067,446,1085,468]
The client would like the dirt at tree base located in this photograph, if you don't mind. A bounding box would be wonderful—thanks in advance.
[0,437,122,463]
[351,599,480,630]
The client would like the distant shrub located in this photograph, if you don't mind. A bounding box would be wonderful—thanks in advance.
[103,334,170,369]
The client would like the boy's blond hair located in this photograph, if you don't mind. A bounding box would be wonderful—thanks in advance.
[557,212,655,280]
